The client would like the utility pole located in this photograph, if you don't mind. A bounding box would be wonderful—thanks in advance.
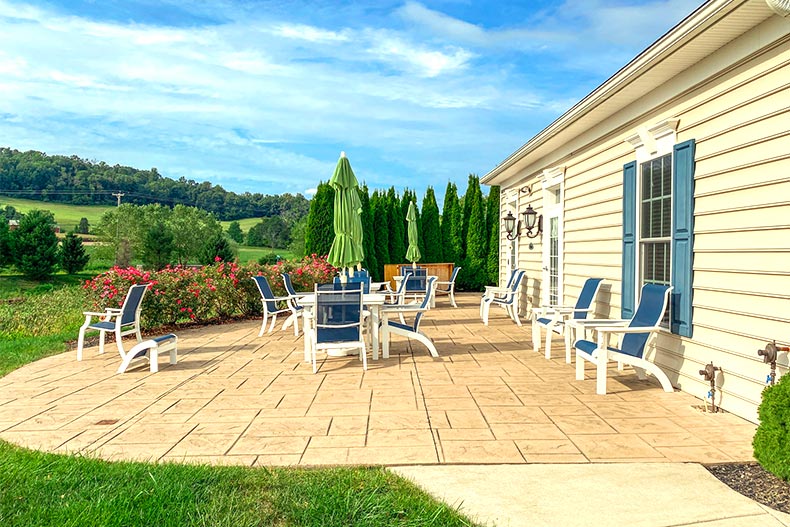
[112,192,125,266]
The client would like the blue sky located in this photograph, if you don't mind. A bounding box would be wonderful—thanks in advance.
[0,0,702,200]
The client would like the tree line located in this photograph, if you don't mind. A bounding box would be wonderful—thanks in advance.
[305,175,500,290]
[0,147,309,221]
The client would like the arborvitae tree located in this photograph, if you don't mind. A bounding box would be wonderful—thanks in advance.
[0,219,10,268]
[441,182,463,266]
[387,187,405,264]
[142,221,174,271]
[371,191,390,272]
[287,217,307,258]
[59,232,90,274]
[421,187,442,263]
[226,220,244,243]
[461,178,488,291]
[486,185,501,285]
[11,209,59,280]
[199,232,236,265]
[359,185,378,279]
[77,217,90,234]
[460,174,479,260]
[304,182,335,257]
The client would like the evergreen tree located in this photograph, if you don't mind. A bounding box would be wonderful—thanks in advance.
[142,221,174,271]
[226,220,244,243]
[59,232,90,274]
[199,232,236,264]
[461,179,488,291]
[359,185,378,278]
[386,187,405,264]
[304,182,335,257]
[486,185,501,285]
[11,209,59,280]
[371,192,390,272]
[421,187,442,263]
[0,219,9,268]
[287,217,307,258]
[76,217,90,234]
[441,182,463,266]
[460,174,478,260]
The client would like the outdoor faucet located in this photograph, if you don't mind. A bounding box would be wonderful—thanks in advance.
[699,362,720,413]
[758,341,790,386]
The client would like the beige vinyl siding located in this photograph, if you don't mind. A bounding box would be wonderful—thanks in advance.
[499,16,789,423]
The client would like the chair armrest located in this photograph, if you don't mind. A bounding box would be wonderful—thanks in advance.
[82,311,109,317]
[381,305,427,314]
[105,308,122,313]
[484,286,510,294]
[594,325,661,335]
[569,318,630,327]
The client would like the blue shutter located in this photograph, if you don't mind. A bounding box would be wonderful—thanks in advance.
[622,161,637,319]
[671,139,695,337]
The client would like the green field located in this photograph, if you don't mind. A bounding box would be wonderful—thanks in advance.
[0,196,113,231]
[219,216,261,233]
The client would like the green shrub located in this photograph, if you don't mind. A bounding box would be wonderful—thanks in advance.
[753,374,790,480]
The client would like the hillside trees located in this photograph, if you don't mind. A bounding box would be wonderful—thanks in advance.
[0,147,310,221]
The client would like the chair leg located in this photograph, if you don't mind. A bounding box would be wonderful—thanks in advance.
[575,350,586,381]
[531,319,541,353]
[564,329,573,364]
[259,311,268,337]
[412,331,439,357]
[98,329,107,355]
[268,314,278,333]
[449,287,457,308]
[115,326,126,358]
[510,304,522,326]
[482,301,490,325]
[596,350,608,395]
[544,324,555,360]
[77,324,89,361]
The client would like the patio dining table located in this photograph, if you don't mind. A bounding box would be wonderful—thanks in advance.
[297,292,388,362]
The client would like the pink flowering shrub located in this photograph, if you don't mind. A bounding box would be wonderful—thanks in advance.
[83,255,337,330]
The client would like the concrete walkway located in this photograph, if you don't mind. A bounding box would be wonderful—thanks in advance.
[392,463,790,527]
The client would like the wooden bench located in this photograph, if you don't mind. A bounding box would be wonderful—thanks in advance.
[117,333,178,374]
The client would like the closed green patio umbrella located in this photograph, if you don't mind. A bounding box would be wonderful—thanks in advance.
[405,200,421,268]
[327,152,364,280]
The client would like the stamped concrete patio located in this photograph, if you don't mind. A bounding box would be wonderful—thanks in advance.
[0,293,756,466]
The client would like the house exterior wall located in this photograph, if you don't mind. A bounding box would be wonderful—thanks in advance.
[498,16,790,423]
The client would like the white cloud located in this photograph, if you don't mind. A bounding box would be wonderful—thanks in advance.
[304,187,317,196]
[273,23,350,43]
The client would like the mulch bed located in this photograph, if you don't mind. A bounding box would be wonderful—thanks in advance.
[707,462,790,514]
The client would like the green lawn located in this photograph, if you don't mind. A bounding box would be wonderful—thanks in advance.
[0,196,113,232]
[236,246,295,263]
[0,274,476,527]
[0,443,474,526]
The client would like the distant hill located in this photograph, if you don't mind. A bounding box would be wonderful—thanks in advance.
[0,147,309,222]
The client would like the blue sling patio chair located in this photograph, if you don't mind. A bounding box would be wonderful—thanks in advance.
[481,269,526,326]
[309,282,367,373]
[281,272,305,334]
[77,283,148,361]
[252,275,300,337]
[380,277,439,358]
[479,267,520,319]
[434,266,462,308]
[532,278,604,363]
[574,283,674,395]
[400,266,427,304]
